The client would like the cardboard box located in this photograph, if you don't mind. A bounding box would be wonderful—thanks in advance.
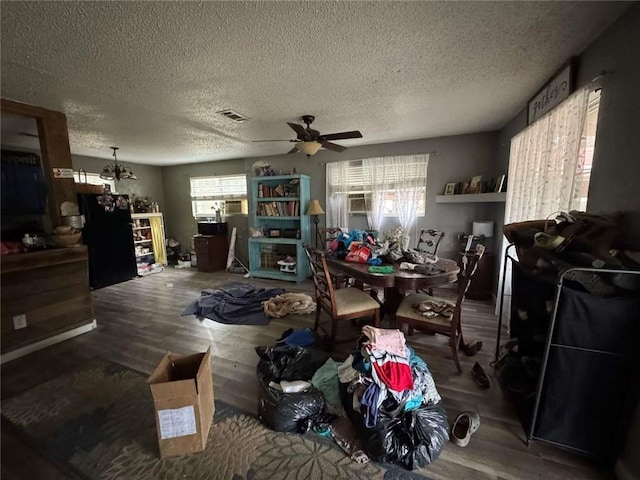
[148,347,214,457]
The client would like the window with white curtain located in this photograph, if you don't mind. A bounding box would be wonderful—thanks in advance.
[504,87,599,224]
[189,174,248,218]
[326,154,429,230]
[497,86,600,322]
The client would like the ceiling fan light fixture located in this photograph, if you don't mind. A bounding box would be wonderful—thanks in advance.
[296,141,322,156]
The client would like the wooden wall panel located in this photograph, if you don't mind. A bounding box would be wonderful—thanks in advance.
[0,247,94,352]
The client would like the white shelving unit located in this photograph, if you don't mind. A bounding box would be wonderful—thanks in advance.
[435,192,506,203]
[131,212,166,273]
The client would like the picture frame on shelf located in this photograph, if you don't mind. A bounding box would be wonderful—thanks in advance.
[469,176,482,194]
[495,174,506,193]
[444,183,456,195]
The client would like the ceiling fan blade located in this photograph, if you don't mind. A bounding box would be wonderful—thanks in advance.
[321,130,363,141]
[287,122,309,139]
[321,141,347,152]
[306,128,320,139]
[286,146,299,155]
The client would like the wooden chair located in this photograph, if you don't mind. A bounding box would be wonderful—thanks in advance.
[396,244,485,373]
[304,245,380,350]
[318,227,351,288]
[416,229,446,295]
[416,229,445,255]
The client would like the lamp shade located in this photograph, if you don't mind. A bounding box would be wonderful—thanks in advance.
[472,221,494,238]
[296,141,322,156]
[306,199,325,216]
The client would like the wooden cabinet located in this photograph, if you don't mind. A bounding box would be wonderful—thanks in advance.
[1,247,95,360]
[194,235,228,272]
[248,174,310,283]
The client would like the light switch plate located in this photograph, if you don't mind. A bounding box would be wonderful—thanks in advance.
[13,314,27,330]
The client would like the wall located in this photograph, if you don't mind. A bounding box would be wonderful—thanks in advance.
[71,154,165,209]
[496,3,640,247]
[161,131,500,264]
[496,5,640,477]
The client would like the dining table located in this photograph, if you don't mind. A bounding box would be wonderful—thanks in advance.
[325,256,460,316]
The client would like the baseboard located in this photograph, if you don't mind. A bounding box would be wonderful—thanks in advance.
[0,320,97,365]
[616,460,639,480]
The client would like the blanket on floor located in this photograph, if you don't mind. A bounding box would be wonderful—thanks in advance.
[183,281,285,325]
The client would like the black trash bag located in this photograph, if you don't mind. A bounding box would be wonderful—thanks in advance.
[257,376,331,433]
[366,403,449,470]
[255,345,330,382]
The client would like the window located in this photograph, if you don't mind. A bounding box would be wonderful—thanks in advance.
[575,90,601,211]
[326,155,429,231]
[74,171,115,192]
[190,174,248,218]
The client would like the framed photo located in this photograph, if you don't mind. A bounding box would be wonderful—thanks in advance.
[444,182,456,195]
[469,176,482,194]
[495,174,506,193]
[527,58,576,125]
[268,229,281,238]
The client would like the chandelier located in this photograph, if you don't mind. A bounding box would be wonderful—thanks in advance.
[100,147,137,181]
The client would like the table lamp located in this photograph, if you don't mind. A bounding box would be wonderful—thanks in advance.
[306,199,325,248]
[472,221,494,246]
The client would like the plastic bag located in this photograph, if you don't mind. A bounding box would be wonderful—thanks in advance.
[255,345,330,382]
[346,242,371,263]
[257,376,329,433]
[366,403,449,470]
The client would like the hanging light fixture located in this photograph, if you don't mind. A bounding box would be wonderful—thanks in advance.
[100,147,137,181]
[296,141,322,158]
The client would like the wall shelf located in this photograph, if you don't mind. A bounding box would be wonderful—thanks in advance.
[436,192,506,203]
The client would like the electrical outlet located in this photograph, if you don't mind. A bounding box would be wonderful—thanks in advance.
[13,314,27,330]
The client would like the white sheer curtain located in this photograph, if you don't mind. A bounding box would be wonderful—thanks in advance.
[325,160,350,230]
[497,86,591,322]
[326,154,429,234]
[361,157,392,231]
[504,87,590,224]
[392,156,429,231]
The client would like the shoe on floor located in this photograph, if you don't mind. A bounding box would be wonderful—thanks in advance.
[462,340,483,356]
[471,361,491,389]
[451,411,481,447]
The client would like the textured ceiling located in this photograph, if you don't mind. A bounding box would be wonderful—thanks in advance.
[0,1,630,166]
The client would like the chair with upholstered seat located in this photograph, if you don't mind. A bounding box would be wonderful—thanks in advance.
[415,229,446,295]
[317,227,351,288]
[416,229,445,255]
[396,244,485,373]
[304,245,380,350]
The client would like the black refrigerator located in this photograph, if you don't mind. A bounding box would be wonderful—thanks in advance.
[78,193,137,289]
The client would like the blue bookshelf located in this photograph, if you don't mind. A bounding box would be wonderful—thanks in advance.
[248,174,311,283]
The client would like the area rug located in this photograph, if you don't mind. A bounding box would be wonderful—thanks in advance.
[1,358,429,479]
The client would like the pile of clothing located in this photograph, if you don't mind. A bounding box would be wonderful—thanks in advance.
[255,326,449,470]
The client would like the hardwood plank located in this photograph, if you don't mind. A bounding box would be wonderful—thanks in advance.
[0,268,612,479]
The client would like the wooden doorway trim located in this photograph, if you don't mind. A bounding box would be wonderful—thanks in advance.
[1,98,75,227]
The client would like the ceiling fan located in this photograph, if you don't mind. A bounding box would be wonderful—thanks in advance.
[253,115,363,158]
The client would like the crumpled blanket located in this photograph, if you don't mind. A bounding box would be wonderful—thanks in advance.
[263,293,316,318]
[182,281,284,325]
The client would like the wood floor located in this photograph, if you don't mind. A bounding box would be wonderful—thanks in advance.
[1,268,612,480]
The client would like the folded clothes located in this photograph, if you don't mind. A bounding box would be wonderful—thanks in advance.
[362,326,407,358]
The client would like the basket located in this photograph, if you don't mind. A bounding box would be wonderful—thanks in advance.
[260,252,278,269]
[53,232,82,247]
